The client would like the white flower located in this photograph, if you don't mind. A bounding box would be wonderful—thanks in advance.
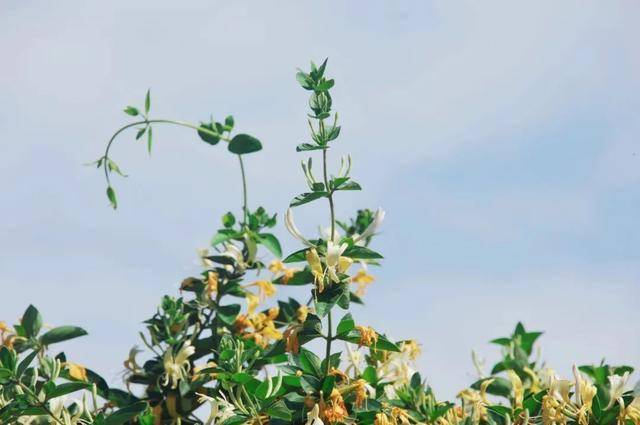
[325,240,349,282]
[607,371,630,409]
[222,243,246,272]
[305,404,324,425]
[352,208,385,244]
[285,208,314,247]
[345,343,363,376]
[197,392,236,425]
[162,341,195,389]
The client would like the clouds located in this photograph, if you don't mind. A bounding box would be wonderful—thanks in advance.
[1,0,639,399]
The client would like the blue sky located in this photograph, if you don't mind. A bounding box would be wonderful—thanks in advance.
[1,1,639,398]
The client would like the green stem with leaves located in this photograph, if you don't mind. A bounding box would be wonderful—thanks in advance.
[321,136,336,375]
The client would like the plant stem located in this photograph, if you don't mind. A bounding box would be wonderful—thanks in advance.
[325,310,333,375]
[102,118,229,185]
[238,154,248,227]
[322,148,336,240]
[321,142,336,375]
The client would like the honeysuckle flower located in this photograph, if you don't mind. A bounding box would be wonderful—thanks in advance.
[399,339,421,361]
[306,404,324,425]
[306,248,325,291]
[206,271,219,297]
[198,248,214,268]
[283,324,301,354]
[122,346,143,373]
[572,366,596,425]
[296,305,309,323]
[355,325,378,347]
[352,268,375,296]
[246,293,260,315]
[623,397,640,425]
[606,371,630,409]
[222,242,246,272]
[324,388,348,423]
[507,370,524,408]
[352,207,385,245]
[285,208,314,247]
[374,413,391,425]
[268,259,286,274]
[458,378,494,422]
[65,362,88,382]
[326,240,351,282]
[391,407,411,424]
[353,378,375,407]
[162,341,195,389]
[328,367,349,383]
[196,392,236,425]
[345,343,363,376]
[246,280,276,301]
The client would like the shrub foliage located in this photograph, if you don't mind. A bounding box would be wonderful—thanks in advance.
[1,60,637,425]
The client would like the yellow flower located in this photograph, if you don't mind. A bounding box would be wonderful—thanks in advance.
[352,268,375,296]
[248,280,277,300]
[269,260,286,274]
[0,321,8,333]
[66,362,88,382]
[353,379,375,408]
[323,388,348,424]
[374,413,392,425]
[391,407,411,424]
[206,271,219,297]
[306,248,325,291]
[400,340,421,361]
[507,370,524,409]
[282,268,296,284]
[355,325,378,348]
[283,325,301,354]
[246,293,260,316]
[623,397,640,425]
[297,305,309,323]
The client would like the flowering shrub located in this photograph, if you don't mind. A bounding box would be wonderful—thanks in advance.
[1,60,637,425]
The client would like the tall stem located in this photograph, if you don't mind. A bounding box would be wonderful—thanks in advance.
[325,310,333,375]
[321,144,336,375]
[238,154,249,227]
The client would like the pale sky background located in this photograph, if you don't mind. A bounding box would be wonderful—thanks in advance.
[1,1,639,398]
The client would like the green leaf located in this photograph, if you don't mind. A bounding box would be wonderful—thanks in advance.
[336,181,361,191]
[17,350,39,378]
[273,269,313,286]
[266,399,292,421]
[198,123,220,145]
[40,326,88,346]
[147,126,153,154]
[104,401,149,425]
[211,229,237,246]
[228,134,262,154]
[290,191,327,207]
[22,305,42,337]
[124,106,139,116]
[144,89,151,114]
[299,349,322,377]
[217,304,241,325]
[336,313,355,335]
[0,368,13,384]
[283,248,308,263]
[224,115,235,130]
[46,382,91,399]
[106,186,117,209]
[471,377,512,398]
[258,233,282,258]
[342,245,383,260]
[135,127,146,140]
[296,143,325,152]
